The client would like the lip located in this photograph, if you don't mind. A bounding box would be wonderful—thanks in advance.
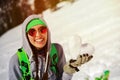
[35,38,44,43]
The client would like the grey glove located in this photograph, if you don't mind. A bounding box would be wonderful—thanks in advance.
[63,53,93,74]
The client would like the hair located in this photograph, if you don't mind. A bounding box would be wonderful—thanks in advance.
[32,50,39,80]
[27,34,48,80]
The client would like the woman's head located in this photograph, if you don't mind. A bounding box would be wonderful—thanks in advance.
[26,18,48,49]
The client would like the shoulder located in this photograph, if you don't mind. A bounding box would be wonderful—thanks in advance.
[52,43,65,60]
[9,51,22,80]
[9,53,19,65]
[52,43,63,51]
[9,48,22,67]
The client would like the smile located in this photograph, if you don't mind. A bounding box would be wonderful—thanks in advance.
[35,38,44,43]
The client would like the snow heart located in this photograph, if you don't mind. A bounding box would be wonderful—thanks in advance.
[68,35,95,59]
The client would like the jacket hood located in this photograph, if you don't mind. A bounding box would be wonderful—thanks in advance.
[22,14,51,59]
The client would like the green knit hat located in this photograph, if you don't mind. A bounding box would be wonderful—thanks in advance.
[26,18,46,32]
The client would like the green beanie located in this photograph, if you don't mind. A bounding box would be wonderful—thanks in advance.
[26,18,46,32]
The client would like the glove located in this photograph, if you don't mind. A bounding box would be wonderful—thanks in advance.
[63,53,93,74]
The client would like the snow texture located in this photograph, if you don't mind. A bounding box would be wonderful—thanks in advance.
[0,0,120,80]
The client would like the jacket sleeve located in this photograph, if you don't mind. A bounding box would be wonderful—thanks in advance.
[9,54,22,80]
[55,43,73,80]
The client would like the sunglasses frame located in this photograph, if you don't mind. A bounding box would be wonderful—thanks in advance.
[27,26,47,37]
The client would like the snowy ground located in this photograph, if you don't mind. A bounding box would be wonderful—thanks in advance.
[0,0,120,80]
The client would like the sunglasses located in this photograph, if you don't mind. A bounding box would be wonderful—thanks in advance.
[28,27,47,37]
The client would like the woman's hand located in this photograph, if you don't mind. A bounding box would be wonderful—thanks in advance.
[63,53,93,74]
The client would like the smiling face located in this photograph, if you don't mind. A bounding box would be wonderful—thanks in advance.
[27,24,48,49]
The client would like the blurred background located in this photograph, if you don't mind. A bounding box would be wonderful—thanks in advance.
[0,0,75,36]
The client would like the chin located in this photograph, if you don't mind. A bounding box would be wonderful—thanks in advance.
[35,44,45,49]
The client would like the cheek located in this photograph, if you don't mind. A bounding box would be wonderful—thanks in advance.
[28,35,35,44]
[45,33,48,41]
[29,38,34,44]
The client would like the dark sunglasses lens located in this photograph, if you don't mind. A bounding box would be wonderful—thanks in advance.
[40,27,47,34]
[28,29,36,36]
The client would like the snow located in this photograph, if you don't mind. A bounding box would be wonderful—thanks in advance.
[0,0,120,80]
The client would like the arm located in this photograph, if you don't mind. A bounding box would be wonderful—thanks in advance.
[55,43,73,80]
[63,43,94,75]
[9,54,22,80]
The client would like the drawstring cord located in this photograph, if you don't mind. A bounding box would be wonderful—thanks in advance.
[42,52,49,80]
[44,52,49,73]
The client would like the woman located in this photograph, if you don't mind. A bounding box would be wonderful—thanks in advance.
[9,14,93,80]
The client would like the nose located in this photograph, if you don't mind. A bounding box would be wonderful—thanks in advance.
[36,31,41,37]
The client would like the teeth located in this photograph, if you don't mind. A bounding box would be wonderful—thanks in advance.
[35,39,43,42]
